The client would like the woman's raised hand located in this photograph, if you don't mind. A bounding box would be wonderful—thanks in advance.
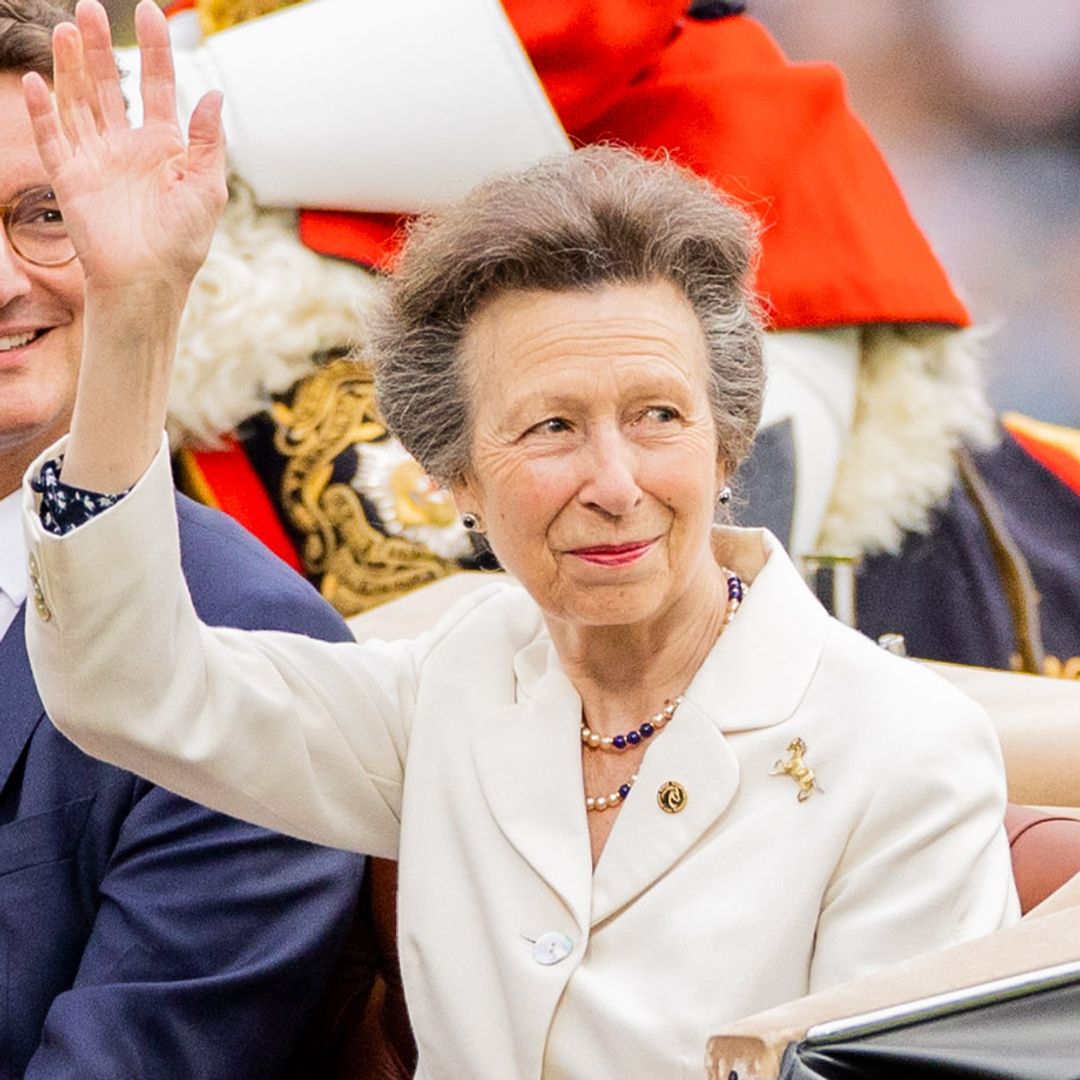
[19,0,227,492]
[21,0,226,296]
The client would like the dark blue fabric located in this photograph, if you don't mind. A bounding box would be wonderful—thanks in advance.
[31,458,126,537]
[735,418,797,548]
[2,493,365,1080]
[856,429,1080,671]
[687,0,747,19]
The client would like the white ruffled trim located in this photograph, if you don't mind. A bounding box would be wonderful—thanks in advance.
[817,324,997,557]
[166,180,384,448]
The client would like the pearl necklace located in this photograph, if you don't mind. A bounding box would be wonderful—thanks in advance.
[583,570,744,813]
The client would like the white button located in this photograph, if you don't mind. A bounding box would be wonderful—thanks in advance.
[532,931,574,966]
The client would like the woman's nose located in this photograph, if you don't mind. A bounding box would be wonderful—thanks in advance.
[577,429,643,517]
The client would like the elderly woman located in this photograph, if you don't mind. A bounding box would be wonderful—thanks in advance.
[20,3,1016,1076]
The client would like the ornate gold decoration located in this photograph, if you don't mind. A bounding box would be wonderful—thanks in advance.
[352,439,472,562]
[271,357,461,616]
[771,737,823,801]
[196,0,305,36]
[656,781,688,814]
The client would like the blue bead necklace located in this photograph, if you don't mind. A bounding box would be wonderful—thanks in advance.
[583,570,745,813]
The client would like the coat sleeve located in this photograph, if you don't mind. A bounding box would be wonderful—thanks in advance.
[22,436,466,857]
[25,784,365,1080]
[808,661,1020,992]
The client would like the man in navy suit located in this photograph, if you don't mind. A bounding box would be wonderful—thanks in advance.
[0,2,365,1075]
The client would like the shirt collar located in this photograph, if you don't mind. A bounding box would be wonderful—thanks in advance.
[0,488,28,608]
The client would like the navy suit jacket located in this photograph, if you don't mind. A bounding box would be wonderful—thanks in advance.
[856,429,1080,671]
[0,494,365,1079]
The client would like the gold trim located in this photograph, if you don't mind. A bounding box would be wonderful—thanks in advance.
[271,357,459,616]
[174,447,222,510]
[196,0,305,36]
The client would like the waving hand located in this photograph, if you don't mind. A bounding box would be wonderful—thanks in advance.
[20,0,227,492]
[22,0,226,292]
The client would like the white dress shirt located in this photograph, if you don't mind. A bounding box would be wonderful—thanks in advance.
[0,489,27,642]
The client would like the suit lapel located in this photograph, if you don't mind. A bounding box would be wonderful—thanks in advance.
[473,666,593,934]
[0,607,47,794]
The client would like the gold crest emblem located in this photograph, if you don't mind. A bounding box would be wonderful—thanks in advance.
[657,781,688,814]
[271,357,464,615]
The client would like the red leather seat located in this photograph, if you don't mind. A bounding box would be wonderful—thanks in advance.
[1006,804,1080,915]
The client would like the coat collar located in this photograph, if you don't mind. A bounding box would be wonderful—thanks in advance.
[510,527,827,736]
[473,666,594,934]
[0,606,48,795]
[474,527,829,925]
[683,526,827,732]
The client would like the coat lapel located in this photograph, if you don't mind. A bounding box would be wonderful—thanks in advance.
[698,527,827,734]
[0,607,47,795]
[473,664,593,933]
[475,529,828,933]
[591,699,740,924]
[593,529,828,923]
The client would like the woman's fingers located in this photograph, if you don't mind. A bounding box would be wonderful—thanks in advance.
[51,20,100,148]
[187,91,228,197]
[76,0,128,130]
[23,0,224,290]
[135,0,178,128]
[21,71,73,177]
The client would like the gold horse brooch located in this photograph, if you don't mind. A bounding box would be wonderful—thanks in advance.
[771,737,824,801]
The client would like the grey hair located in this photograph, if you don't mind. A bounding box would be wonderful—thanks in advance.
[369,145,765,485]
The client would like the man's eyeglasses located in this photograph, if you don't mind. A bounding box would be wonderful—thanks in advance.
[1,187,77,268]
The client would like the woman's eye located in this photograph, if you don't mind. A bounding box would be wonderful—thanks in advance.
[641,406,679,424]
[530,417,571,435]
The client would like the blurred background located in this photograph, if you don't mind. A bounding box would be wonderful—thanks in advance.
[102,0,1080,425]
[755,0,1080,426]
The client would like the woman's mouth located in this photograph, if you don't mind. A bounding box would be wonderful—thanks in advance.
[568,539,657,567]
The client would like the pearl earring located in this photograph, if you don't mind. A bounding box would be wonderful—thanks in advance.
[718,486,732,505]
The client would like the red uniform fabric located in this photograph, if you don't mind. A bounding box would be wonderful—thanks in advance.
[299,5,969,330]
[1003,415,1080,498]
[175,443,305,572]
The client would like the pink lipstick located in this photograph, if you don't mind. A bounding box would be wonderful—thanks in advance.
[568,540,656,567]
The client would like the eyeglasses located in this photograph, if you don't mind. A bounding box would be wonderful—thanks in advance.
[1,186,76,268]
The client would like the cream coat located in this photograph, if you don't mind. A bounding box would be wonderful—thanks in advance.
[22,441,1018,1080]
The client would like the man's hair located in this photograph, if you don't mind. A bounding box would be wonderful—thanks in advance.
[370,145,765,486]
[0,0,72,79]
